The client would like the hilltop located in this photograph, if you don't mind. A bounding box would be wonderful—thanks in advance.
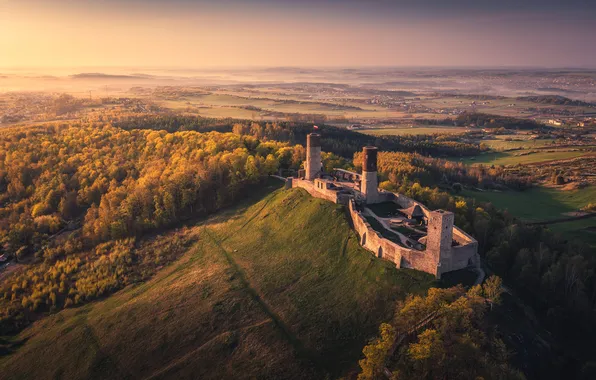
[0,185,434,380]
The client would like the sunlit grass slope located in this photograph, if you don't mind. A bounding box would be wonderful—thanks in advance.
[0,187,434,380]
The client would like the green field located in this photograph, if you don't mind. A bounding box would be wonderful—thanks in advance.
[459,149,589,165]
[548,219,596,247]
[481,137,556,151]
[158,92,399,120]
[463,186,595,221]
[463,186,596,247]
[0,187,434,379]
[363,126,470,136]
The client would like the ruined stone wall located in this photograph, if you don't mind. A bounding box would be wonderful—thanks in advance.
[382,190,477,248]
[452,226,476,245]
[291,178,339,203]
[381,191,432,218]
[400,249,440,275]
[348,200,439,277]
[357,191,479,277]
[450,243,479,270]
[288,183,478,278]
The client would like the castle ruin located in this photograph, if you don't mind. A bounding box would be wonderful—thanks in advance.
[287,133,479,279]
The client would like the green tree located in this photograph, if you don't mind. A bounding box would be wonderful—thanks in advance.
[358,323,396,380]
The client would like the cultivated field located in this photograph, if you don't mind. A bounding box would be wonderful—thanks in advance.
[463,187,595,221]
[463,186,596,247]
[362,126,470,136]
[480,136,556,150]
[459,149,592,166]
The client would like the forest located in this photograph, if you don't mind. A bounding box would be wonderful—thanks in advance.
[111,114,486,157]
[455,112,549,131]
[1,117,594,377]
[0,119,483,335]
[517,95,594,107]
[0,123,312,332]
[353,151,534,191]
[358,277,525,379]
[370,153,596,378]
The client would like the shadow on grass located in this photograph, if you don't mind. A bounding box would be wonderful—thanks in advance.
[0,336,29,356]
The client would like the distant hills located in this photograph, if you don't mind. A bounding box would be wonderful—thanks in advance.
[70,73,155,80]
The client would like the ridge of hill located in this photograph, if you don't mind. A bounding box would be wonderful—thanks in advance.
[0,186,434,380]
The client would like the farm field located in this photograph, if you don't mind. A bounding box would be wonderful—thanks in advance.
[480,137,556,150]
[548,219,596,248]
[462,186,595,221]
[459,149,591,165]
[153,92,402,120]
[0,187,435,380]
[463,186,596,247]
[362,126,470,136]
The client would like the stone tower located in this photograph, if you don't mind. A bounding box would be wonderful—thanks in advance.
[426,210,454,278]
[361,146,379,204]
[305,133,322,180]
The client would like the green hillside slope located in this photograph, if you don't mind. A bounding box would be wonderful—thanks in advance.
[0,187,434,380]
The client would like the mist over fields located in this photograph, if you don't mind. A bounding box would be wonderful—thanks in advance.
[2,67,595,102]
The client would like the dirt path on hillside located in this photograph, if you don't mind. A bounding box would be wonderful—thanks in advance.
[202,227,321,371]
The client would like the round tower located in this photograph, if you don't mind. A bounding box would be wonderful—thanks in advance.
[361,146,379,204]
[305,133,322,180]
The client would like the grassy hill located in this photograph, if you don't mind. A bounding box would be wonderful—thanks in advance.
[0,186,434,380]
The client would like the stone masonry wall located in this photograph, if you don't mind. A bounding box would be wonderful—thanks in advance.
[348,200,439,277]
[291,178,338,203]
[287,179,478,278]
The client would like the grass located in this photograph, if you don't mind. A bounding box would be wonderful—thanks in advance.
[481,137,555,151]
[463,186,596,221]
[463,186,596,248]
[548,219,596,248]
[459,149,589,165]
[0,187,435,379]
[363,126,470,136]
[158,92,396,120]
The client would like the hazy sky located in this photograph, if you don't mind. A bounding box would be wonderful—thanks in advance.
[1,0,596,69]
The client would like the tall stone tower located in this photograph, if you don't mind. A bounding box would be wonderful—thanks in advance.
[426,210,454,278]
[305,133,322,180]
[361,146,379,204]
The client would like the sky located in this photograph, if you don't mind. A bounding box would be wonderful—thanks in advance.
[1,0,596,69]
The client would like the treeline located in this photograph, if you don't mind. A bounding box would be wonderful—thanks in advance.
[0,124,307,259]
[517,95,594,107]
[112,114,236,133]
[1,232,191,334]
[456,112,549,131]
[0,123,312,333]
[376,156,596,377]
[359,278,524,379]
[354,151,533,191]
[409,117,455,126]
[436,93,505,101]
[107,115,485,158]
[233,121,484,158]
